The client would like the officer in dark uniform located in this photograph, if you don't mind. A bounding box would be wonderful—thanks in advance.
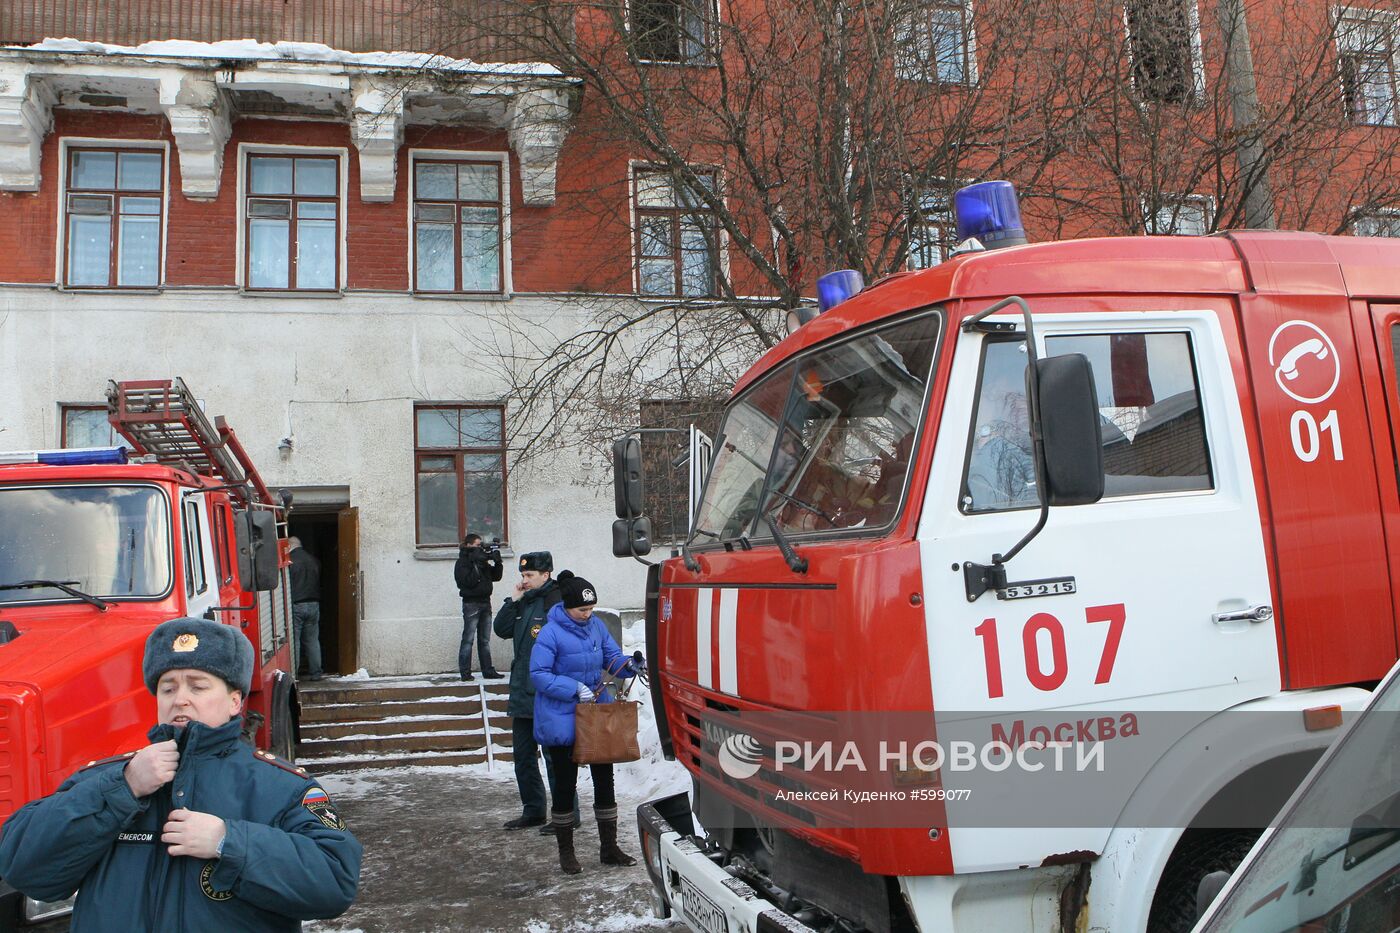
[493,550,577,833]
[0,617,362,931]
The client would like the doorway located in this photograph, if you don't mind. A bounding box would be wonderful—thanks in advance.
[287,491,360,676]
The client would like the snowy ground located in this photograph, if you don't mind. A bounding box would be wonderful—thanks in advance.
[301,760,689,933]
[304,630,694,933]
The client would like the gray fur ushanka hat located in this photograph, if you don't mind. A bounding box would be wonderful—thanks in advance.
[143,617,255,694]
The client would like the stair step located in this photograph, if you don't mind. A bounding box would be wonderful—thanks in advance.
[297,683,504,705]
[299,699,483,723]
[297,731,496,758]
[300,750,515,774]
[302,716,486,740]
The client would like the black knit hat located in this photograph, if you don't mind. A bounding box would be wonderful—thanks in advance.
[519,551,553,573]
[557,570,598,609]
[143,617,255,694]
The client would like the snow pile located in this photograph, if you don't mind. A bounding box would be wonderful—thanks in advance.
[19,37,563,76]
[334,667,372,681]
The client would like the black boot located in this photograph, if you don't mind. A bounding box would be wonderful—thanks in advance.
[553,813,582,875]
[596,807,636,867]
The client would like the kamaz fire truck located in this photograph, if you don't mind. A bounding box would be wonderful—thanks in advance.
[614,182,1400,933]
[0,378,297,926]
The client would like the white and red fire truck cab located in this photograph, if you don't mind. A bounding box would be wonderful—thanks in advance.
[628,192,1400,933]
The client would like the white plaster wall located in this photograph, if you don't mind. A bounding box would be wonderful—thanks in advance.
[0,288,650,674]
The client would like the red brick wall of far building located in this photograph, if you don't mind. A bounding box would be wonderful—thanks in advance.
[0,110,642,294]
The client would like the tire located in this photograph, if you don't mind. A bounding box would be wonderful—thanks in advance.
[1147,829,1260,933]
[270,674,297,763]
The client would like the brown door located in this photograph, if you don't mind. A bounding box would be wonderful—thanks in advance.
[337,506,360,673]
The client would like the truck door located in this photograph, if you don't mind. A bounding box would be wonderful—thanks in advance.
[917,304,1280,870]
[181,493,217,618]
[1235,294,1394,687]
[1363,304,1400,658]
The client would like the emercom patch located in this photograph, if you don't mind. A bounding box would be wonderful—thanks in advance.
[200,861,233,901]
[302,785,347,830]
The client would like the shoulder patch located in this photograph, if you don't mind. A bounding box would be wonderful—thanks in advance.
[78,750,140,773]
[253,749,309,777]
[302,785,347,830]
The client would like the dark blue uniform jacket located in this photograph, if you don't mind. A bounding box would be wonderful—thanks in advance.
[0,717,361,931]
[530,602,635,746]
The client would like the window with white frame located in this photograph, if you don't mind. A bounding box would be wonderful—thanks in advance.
[244,153,340,291]
[1125,0,1203,104]
[63,147,163,288]
[635,167,721,298]
[630,0,718,64]
[412,158,504,294]
[909,187,956,269]
[1352,208,1400,236]
[1144,194,1212,235]
[894,1,975,84]
[1337,8,1399,126]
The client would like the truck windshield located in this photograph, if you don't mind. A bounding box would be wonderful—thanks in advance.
[693,311,940,542]
[1202,667,1400,932]
[0,485,172,603]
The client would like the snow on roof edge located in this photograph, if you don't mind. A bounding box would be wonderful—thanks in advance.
[8,37,564,78]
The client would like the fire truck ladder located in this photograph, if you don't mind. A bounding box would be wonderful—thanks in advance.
[107,378,274,508]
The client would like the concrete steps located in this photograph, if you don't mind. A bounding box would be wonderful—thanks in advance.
[295,674,515,774]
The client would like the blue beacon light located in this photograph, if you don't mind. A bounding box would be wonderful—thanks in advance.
[816,269,865,312]
[953,181,1028,248]
[0,446,130,466]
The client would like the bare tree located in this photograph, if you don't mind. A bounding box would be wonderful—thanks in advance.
[418,0,1400,471]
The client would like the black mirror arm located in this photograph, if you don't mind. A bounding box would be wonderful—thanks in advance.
[963,295,1051,574]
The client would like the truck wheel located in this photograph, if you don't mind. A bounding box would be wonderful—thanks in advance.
[270,678,297,764]
[1147,829,1259,933]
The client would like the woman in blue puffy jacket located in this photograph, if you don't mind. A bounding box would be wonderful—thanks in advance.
[529,571,638,875]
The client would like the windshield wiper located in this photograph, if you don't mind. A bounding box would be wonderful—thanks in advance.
[1295,825,1400,892]
[763,513,808,574]
[0,580,110,611]
[763,487,837,526]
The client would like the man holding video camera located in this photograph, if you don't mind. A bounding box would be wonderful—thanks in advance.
[455,532,504,680]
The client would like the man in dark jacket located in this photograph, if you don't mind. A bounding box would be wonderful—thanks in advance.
[454,532,504,680]
[0,617,362,930]
[492,551,577,831]
[288,537,323,680]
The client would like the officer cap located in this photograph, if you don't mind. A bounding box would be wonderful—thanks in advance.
[519,551,553,573]
[143,617,254,695]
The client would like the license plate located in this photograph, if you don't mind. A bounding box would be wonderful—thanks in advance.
[679,876,729,933]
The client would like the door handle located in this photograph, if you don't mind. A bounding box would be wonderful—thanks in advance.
[1213,605,1274,624]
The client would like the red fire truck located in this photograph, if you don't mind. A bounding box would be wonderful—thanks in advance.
[0,378,297,925]
[617,183,1400,933]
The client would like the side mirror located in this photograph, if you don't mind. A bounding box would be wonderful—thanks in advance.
[1035,353,1104,506]
[613,436,645,519]
[235,510,282,592]
[612,517,653,558]
[1195,870,1232,923]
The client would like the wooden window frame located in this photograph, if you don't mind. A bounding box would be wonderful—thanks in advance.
[410,157,506,295]
[61,145,165,289]
[413,404,510,547]
[1123,0,1206,105]
[59,403,130,449]
[242,152,342,293]
[633,166,721,298]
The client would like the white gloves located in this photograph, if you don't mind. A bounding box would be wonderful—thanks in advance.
[576,683,595,703]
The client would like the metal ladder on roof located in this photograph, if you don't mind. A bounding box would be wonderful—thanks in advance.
[106,377,273,508]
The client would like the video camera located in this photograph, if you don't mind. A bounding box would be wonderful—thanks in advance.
[482,536,502,560]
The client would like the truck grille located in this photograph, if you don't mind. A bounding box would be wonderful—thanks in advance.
[669,692,850,830]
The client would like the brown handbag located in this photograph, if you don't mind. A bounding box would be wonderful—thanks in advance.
[572,696,641,764]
